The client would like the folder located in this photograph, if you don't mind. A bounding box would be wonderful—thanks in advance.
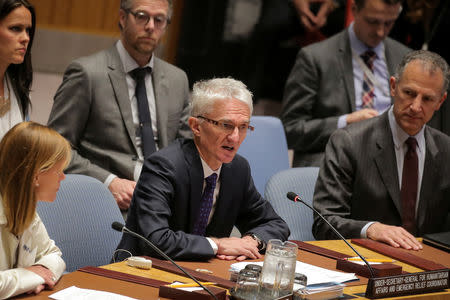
[423,231,450,253]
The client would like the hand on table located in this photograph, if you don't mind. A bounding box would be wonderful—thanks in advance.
[26,265,57,294]
[211,236,262,261]
[367,222,423,250]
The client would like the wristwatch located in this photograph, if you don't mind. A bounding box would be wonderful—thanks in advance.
[247,233,266,251]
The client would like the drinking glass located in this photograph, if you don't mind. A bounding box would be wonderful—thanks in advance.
[259,239,298,299]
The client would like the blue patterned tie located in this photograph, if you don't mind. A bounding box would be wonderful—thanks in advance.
[192,173,218,236]
[130,67,157,158]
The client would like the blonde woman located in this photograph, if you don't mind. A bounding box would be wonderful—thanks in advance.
[0,122,70,298]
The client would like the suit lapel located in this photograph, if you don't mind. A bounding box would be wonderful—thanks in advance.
[106,46,138,153]
[384,39,397,77]
[152,58,170,147]
[339,31,357,112]
[417,127,439,232]
[384,39,397,105]
[374,113,402,214]
[184,141,204,232]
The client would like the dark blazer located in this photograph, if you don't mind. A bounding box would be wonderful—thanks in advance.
[47,45,191,182]
[281,29,411,167]
[312,111,450,239]
[116,139,290,260]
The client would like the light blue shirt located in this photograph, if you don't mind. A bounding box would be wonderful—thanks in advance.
[361,107,425,237]
[104,40,157,187]
[338,23,392,128]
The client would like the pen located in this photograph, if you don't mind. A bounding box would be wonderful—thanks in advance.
[168,282,216,288]
[346,257,394,263]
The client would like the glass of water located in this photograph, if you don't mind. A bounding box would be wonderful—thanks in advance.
[259,239,298,299]
[233,269,260,300]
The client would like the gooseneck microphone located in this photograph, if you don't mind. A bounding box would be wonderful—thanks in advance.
[111,222,218,300]
[286,192,375,278]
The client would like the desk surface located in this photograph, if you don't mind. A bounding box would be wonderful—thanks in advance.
[16,240,450,300]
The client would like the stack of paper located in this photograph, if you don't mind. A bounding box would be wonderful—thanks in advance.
[294,282,345,300]
[50,286,137,300]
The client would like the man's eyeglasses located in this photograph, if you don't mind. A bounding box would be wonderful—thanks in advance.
[197,116,254,134]
[126,10,170,30]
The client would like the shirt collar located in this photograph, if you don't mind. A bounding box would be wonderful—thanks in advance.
[116,40,154,74]
[388,106,425,153]
[348,22,385,58]
[200,157,221,180]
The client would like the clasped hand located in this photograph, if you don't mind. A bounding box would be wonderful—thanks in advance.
[211,236,262,261]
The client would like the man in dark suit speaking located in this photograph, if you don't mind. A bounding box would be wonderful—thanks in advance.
[313,50,450,250]
[116,78,290,261]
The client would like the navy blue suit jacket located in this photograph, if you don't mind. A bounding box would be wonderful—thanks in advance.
[116,139,290,260]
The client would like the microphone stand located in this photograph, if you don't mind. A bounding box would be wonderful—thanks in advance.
[286,192,375,278]
[112,222,218,300]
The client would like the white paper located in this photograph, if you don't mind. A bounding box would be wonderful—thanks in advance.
[49,286,138,300]
[230,261,358,286]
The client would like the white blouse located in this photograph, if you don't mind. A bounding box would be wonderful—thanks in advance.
[0,75,25,141]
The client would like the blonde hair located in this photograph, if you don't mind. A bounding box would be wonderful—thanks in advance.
[0,122,71,235]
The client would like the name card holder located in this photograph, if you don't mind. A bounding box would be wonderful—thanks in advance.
[336,259,402,278]
[159,285,227,300]
[365,269,450,299]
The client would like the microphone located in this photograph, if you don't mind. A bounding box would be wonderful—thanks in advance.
[286,192,375,278]
[111,222,218,300]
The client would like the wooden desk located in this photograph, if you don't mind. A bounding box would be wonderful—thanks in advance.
[16,240,450,300]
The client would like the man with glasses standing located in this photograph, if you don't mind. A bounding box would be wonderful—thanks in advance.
[47,0,190,213]
[116,78,290,261]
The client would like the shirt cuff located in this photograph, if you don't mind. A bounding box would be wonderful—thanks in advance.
[104,174,117,187]
[361,221,376,238]
[338,114,348,129]
[206,237,218,255]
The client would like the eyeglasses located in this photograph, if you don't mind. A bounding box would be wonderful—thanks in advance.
[126,9,170,29]
[197,116,254,134]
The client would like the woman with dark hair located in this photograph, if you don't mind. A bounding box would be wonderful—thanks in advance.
[0,0,35,140]
[0,122,70,298]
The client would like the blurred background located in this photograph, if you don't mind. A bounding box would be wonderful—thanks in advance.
[28,0,449,125]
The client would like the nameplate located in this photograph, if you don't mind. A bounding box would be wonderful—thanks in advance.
[365,269,450,299]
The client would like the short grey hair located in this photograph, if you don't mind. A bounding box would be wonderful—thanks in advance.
[190,78,253,117]
[394,50,449,96]
[120,0,173,21]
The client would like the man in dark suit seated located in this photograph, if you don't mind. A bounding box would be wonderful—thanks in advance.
[313,50,449,250]
[281,0,410,167]
[116,78,290,261]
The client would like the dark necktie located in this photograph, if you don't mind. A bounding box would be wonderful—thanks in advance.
[130,67,157,158]
[360,50,377,109]
[400,137,418,235]
[192,173,218,236]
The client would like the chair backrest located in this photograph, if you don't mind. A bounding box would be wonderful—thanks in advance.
[37,174,123,272]
[264,167,320,241]
[237,116,289,194]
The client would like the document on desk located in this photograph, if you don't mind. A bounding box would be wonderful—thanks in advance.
[230,261,358,285]
[49,285,138,300]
